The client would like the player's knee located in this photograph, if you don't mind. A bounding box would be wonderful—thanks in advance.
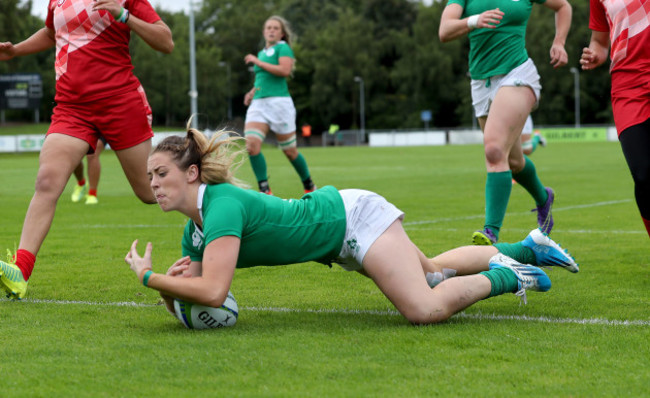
[34,169,66,198]
[484,144,507,165]
[508,157,525,173]
[397,297,451,324]
[245,138,261,155]
[282,147,298,160]
[134,188,156,204]
[139,197,157,205]
[401,304,450,325]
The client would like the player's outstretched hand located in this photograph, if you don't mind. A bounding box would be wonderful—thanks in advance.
[0,42,16,62]
[125,239,153,281]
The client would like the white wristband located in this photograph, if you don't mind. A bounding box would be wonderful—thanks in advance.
[467,15,480,30]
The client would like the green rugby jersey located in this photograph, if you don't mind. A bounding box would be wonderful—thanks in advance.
[182,184,346,268]
[448,0,545,79]
[253,41,294,99]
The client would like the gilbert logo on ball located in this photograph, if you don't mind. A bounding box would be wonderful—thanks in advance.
[173,291,239,329]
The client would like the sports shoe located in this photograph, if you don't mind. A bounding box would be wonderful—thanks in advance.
[473,228,497,245]
[0,255,27,300]
[536,132,547,147]
[303,178,316,194]
[488,253,551,304]
[71,183,87,203]
[522,228,579,273]
[533,187,554,234]
[85,195,98,205]
[258,180,272,195]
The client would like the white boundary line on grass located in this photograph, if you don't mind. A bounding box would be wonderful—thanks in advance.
[17,299,650,327]
[403,199,634,226]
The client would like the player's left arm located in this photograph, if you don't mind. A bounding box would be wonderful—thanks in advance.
[125,237,239,308]
[245,54,293,77]
[92,0,174,54]
[543,0,572,68]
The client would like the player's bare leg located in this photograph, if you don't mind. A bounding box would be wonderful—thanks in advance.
[362,220,491,324]
[114,139,156,204]
[19,134,89,254]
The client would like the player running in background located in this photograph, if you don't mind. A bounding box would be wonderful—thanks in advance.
[521,116,547,156]
[581,0,650,241]
[70,137,106,205]
[124,125,578,325]
[0,0,174,299]
[243,16,316,196]
[515,116,546,184]
[439,0,571,245]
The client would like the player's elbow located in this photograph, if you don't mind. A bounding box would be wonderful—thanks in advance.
[203,289,228,309]
[438,25,453,43]
[159,39,174,54]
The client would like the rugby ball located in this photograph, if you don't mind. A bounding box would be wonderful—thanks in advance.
[173,291,239,329]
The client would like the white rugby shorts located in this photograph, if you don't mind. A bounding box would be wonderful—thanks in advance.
[334,189,405,271]
[245,97,296,135]
[471,58,542,118]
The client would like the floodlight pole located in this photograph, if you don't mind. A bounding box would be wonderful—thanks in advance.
[354,76,365,142]
[570,67,580,128]
[188,0,198,128]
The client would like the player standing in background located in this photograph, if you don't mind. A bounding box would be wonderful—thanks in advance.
[0,0,174,299]
[439,0,571,245]
[124,125,578,325]
[70,137,105,205]
[243,16,316,196]
[581,0,650,241]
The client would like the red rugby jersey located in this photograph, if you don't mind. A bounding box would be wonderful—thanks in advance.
[46,0,160,103]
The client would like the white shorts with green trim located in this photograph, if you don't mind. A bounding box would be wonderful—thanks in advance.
[333,189,405,271]
[471,58,541,118]
[245,97,296,135]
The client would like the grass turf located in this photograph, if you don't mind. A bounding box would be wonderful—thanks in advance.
[0,141,648,397]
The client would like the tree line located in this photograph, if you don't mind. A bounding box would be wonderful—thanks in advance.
[1,0,612,134]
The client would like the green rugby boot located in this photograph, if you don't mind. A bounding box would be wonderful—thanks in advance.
[71,183,87,203]
[0,254,27,300]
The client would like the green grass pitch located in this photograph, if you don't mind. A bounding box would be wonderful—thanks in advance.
[0,141,648,397]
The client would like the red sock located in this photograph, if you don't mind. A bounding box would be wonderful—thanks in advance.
[643,217,650,240]
[14,249,35,281]
[88,189,97,197]
[78,179,86,186]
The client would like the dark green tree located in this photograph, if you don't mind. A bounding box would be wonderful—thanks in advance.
[14,0,616,130]
[1,0,55,122]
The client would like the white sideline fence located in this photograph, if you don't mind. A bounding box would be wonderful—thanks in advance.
[0,126,619,153]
